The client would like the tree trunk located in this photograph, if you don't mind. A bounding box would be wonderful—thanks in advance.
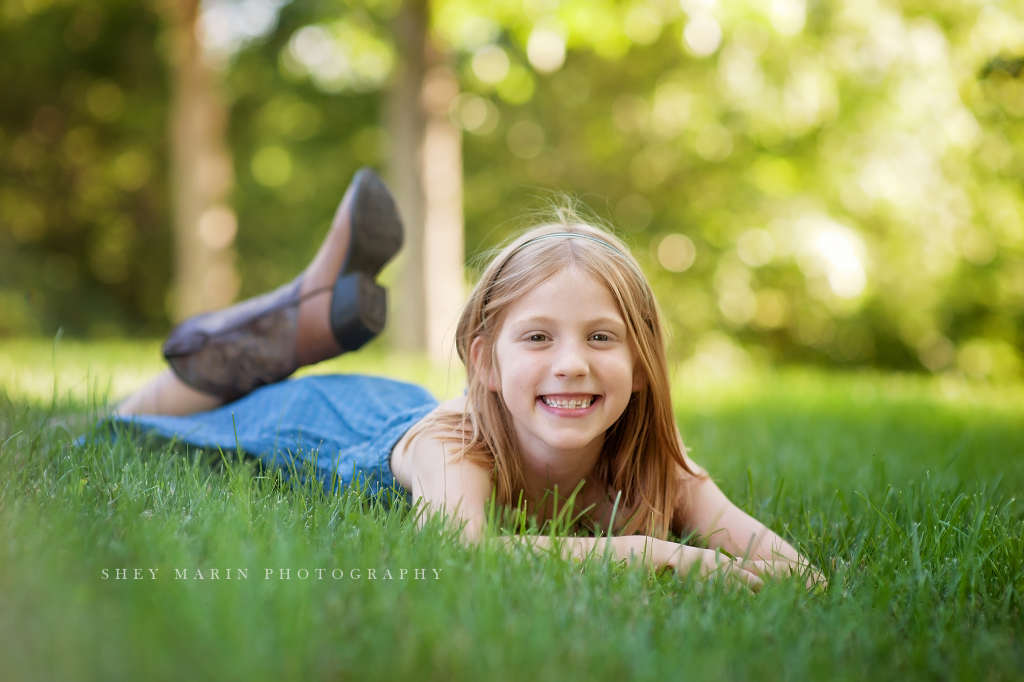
[385,0,428,353]
[420,65,464,363]
[167,0,238,322]
[386,0,464,362]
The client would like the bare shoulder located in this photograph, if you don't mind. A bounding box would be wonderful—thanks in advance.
[390,394,467,486]
[390,395,493,541]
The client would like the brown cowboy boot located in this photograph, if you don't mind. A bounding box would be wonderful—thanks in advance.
[161,168,403,402]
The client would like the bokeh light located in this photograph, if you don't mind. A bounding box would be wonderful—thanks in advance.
[657,234,697,273]
[526,28,566,74]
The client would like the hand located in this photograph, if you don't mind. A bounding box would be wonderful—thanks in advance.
[735,557,828,591]
[661,544,765,594]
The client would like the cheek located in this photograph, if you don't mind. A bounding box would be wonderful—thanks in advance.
[493,342,523,396]
[497,350,548,406]
[606,355,639,393]
[500,365,531,403]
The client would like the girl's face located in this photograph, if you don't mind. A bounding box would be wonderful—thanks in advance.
[485,268,642,465]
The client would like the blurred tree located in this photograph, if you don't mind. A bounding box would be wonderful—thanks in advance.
[0,0,171,337]
[160,0,239,321]
[386,0,465,362]
[435,0,1024,382]
[3,0,1024,386]
[199,0,467,362]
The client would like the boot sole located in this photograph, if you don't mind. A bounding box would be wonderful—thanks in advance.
[330,168,402,350]
[342,168,404,278]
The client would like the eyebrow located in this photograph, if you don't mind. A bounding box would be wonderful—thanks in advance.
[511,315,626,328]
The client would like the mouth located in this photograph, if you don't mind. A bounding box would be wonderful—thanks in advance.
[539,394,598,411]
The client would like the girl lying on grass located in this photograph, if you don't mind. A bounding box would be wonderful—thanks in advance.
[114,168,823,593]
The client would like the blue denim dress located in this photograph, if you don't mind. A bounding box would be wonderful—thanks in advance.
[108,374,439,497]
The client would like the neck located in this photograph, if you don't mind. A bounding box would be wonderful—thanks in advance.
[516,435,605,519]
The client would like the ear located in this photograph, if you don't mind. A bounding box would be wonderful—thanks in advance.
[469,336,500,392]
[631,357,646,394]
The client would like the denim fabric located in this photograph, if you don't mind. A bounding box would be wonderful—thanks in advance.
[108,374,438,497]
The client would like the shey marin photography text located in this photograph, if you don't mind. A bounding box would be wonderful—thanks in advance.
[101,568,444,580]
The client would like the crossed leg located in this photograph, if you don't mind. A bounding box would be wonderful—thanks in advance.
[116,176,364,418]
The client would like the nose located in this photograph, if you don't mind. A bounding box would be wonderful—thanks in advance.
[551,340,589,379]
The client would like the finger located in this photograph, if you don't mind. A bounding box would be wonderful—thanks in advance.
[715,565,764,594]
[727,568,764,594]
[734,560,784,580]
[740,559,809,581]
[805,570,828,591]
[734,559,768,576]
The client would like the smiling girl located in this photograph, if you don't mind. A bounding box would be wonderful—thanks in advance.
[114,169,821,592]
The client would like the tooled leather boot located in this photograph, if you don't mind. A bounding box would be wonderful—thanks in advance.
[161,168,403,402]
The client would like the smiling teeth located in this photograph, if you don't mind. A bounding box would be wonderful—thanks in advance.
[542,396,595,409]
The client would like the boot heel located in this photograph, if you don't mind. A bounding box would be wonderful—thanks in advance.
[330,273,386,351]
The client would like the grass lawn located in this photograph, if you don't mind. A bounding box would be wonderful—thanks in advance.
[1,338,1022,681]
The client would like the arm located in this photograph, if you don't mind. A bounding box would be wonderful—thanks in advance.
[404,432,494,543]
[404,434,763,592]
[675,453,825,587]
[505,534,765,592]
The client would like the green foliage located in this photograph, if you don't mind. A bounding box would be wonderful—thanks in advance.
[0,0,385,336]
[1,348,1023,680]
[441,0,1024,376]
[0,0,170,336]
[3,0,1024,377]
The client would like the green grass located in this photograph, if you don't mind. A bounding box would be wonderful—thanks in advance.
[1,339,1023,681]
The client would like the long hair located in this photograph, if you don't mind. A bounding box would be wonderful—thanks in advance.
[411,212,703,539]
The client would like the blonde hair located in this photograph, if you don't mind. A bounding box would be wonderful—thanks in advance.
[413,214,702,539]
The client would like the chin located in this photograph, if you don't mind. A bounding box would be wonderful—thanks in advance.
[539,432,603,453]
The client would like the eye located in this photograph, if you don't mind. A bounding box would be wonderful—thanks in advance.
[528,333,548,342]
[590,333,611,342]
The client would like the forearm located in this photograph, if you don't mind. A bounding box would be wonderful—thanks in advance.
[493,534,768,592]
[497,535,713,574]
[684,473,814,570]
[705,505,808,567]
[494,534,660,568]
